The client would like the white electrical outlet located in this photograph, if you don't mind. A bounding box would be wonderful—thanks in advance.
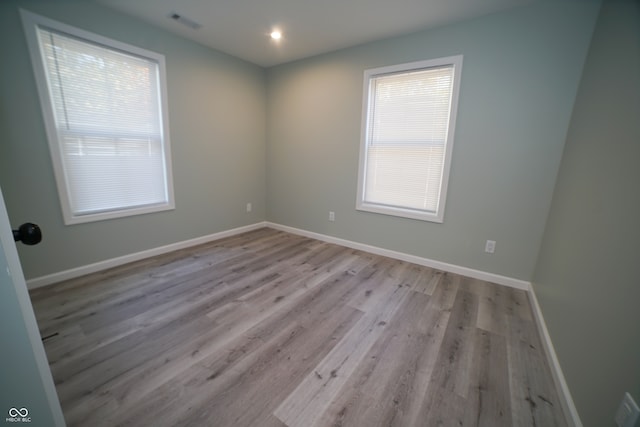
[329,211,335,222]
[246,202,252,213]
[485,240,496,254]
[616,393,640,427]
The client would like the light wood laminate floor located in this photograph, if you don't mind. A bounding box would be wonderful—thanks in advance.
[30,228,567,427]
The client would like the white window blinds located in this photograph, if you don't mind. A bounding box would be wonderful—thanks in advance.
[357,57,462,222]
[22,10,174,224]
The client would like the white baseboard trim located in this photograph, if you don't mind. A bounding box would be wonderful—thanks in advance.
[27,222,268,289]
[267,222,581,426]
[26,219,577,427]
[265,222,530,291]
[528,284,583,427]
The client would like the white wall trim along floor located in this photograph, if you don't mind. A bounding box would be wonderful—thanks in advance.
[26,222,269,290]
[26,221,581,427]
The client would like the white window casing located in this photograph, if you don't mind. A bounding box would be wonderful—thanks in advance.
[357,56,463,223]
[21,10,175,225]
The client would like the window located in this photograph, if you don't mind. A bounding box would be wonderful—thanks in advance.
[356,56,462,223]
[21,10,174,225]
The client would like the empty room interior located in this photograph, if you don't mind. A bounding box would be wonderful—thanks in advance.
[0,0,638,426]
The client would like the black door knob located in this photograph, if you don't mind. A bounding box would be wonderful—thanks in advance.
[13,222,42,245]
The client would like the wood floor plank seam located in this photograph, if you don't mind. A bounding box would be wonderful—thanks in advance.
[30,228,568,427]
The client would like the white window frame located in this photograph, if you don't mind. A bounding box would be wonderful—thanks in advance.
[356,56,462,223]
[20,10,175,225]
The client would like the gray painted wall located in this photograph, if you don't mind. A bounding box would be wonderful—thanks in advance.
[532,1,640,426]
[0,0,267,279]
[266,1,600,281]
[3,0,635,425]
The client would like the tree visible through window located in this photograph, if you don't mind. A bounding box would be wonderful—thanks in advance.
[22,10,174,224]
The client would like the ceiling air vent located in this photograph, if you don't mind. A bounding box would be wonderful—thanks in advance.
[169,12,202,30]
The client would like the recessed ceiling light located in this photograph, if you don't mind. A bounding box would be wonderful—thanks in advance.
[270,30,282,40]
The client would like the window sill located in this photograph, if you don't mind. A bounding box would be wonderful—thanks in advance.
[356,202,443,223]
[63,202,175,225]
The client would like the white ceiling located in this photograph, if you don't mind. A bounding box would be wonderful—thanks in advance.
[95,0,537,67]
